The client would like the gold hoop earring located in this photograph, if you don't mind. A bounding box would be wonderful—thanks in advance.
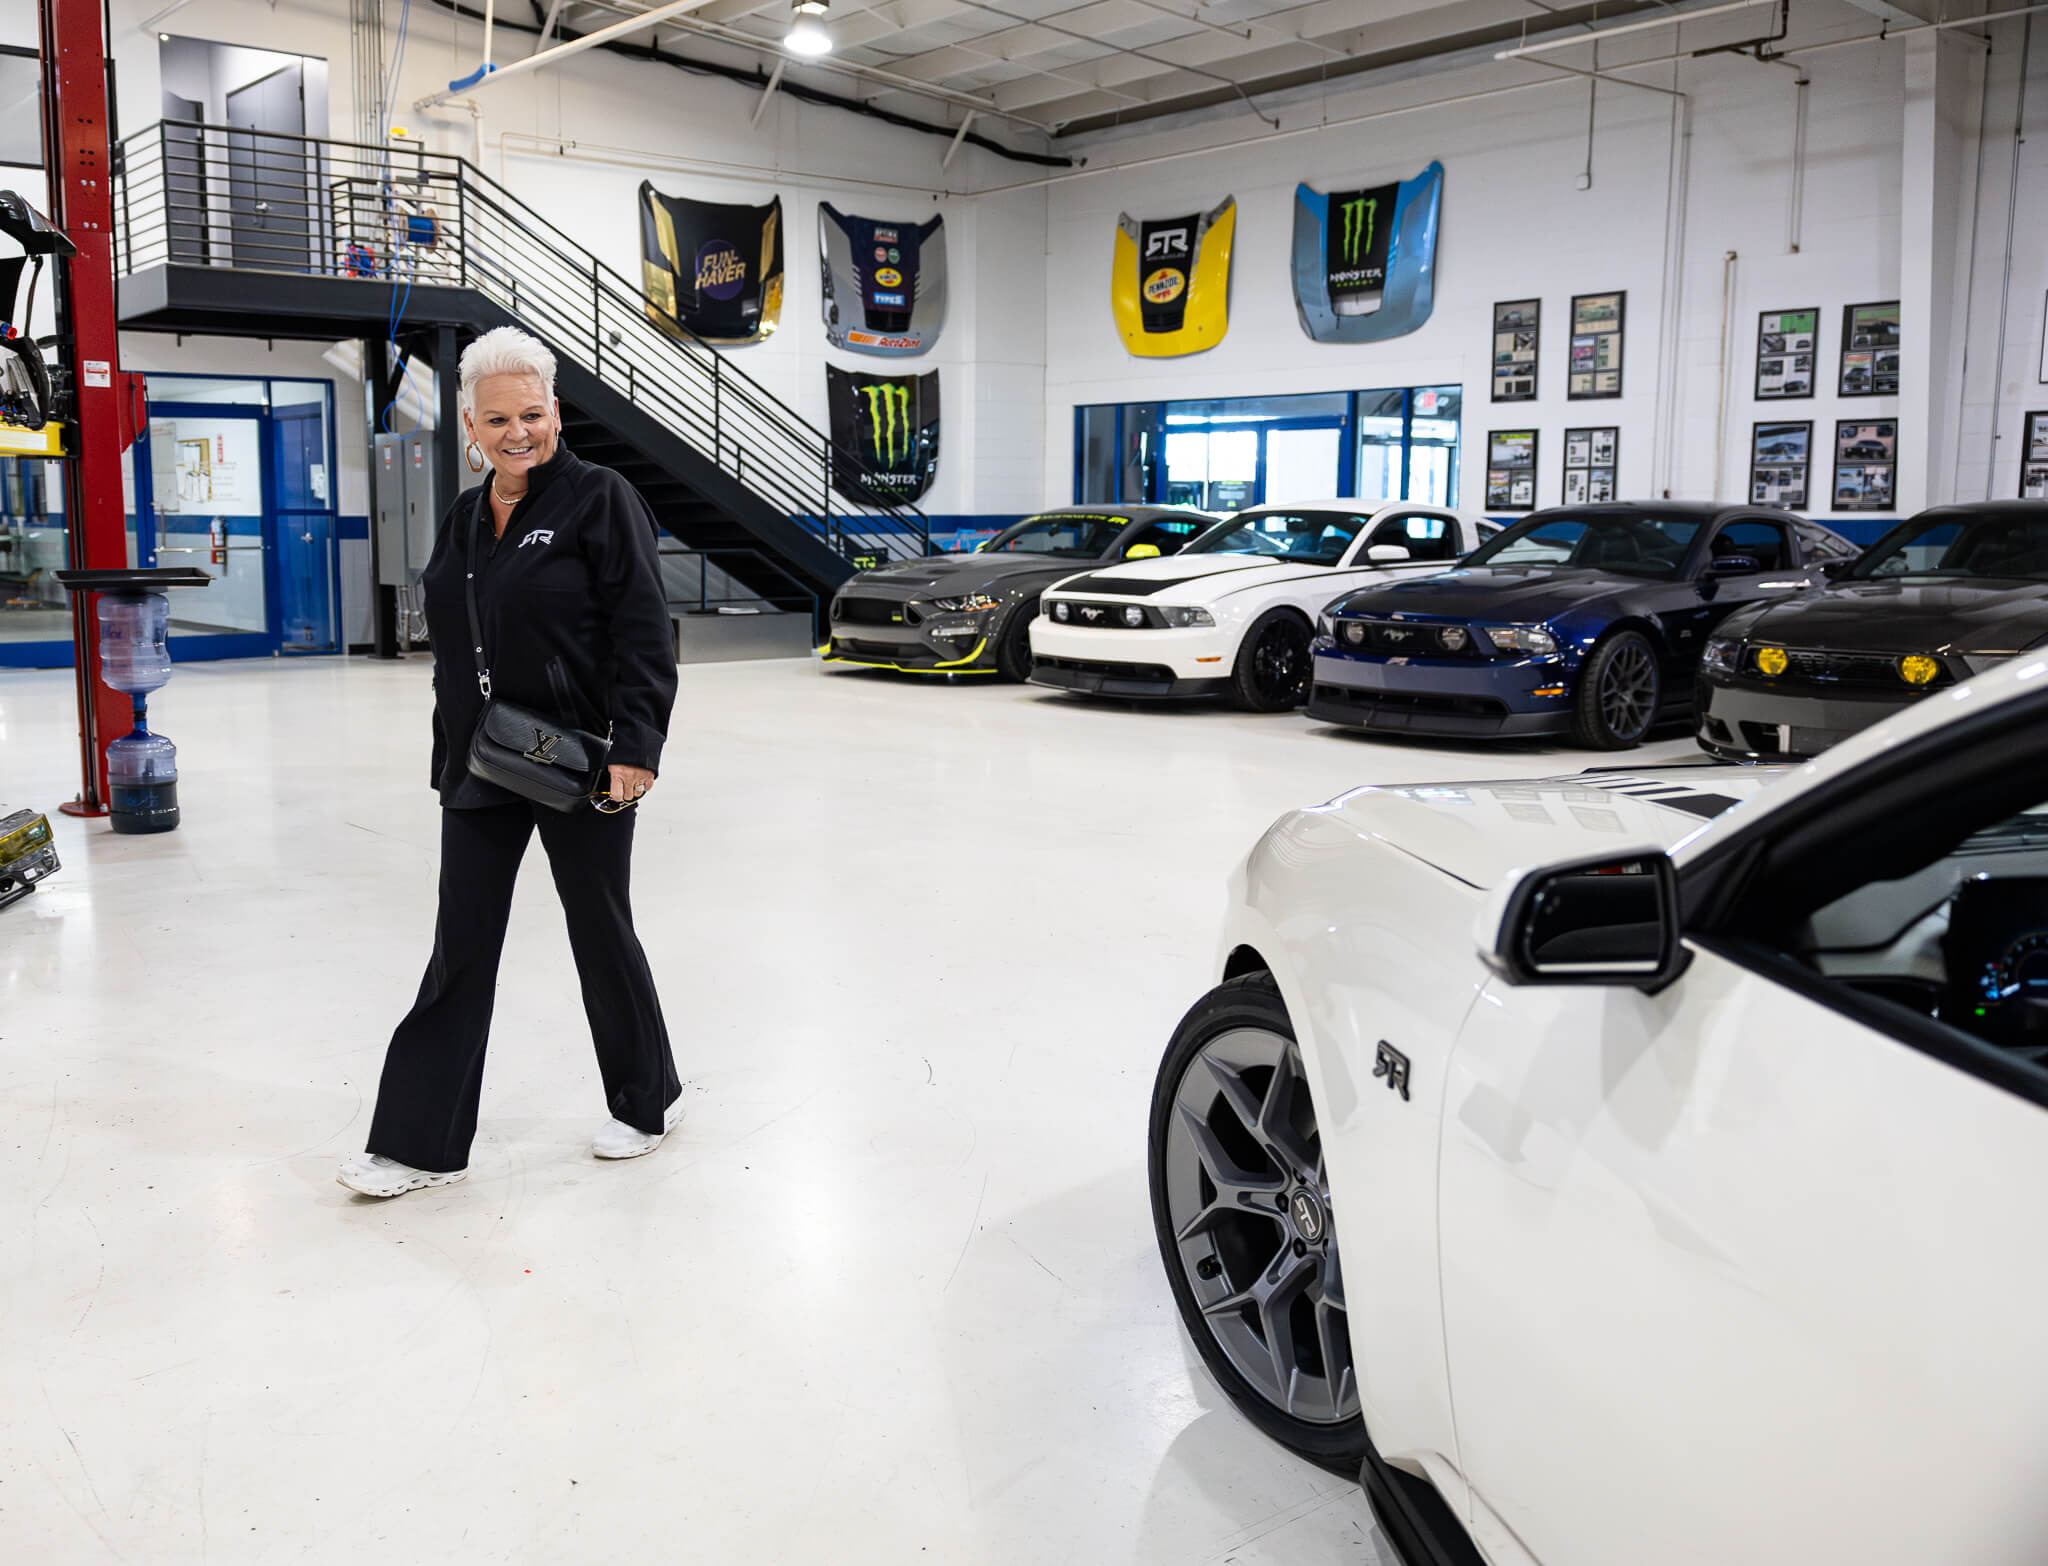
[464,440,484,473]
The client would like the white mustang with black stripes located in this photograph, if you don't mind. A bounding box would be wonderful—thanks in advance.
[1151,659,2048,1566]
[1028,499,1493,711]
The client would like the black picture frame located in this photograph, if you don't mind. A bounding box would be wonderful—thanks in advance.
[1485,428,1539,512]
[1568,291,1625,400]
[1561,426,1618,505]
[1832,417,1898,513]
[1838,301,1900,398]
[2021,411,2048,499]
[1754,307,1820,401]
[1492,298,1540,403]
[1749,420,1813,511]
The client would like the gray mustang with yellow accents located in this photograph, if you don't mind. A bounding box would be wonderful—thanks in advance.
[822,507,1214,681]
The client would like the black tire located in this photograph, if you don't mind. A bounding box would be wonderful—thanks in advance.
[994,600,1038,683]
[1230,610,1314,712]
[1148,972,1368,1476]
[1571,628,1661,749]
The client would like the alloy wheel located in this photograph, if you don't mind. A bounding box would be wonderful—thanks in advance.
[1160,1027,1356,1425]
[1598,639,1658,738]
[1251,622,1310,705]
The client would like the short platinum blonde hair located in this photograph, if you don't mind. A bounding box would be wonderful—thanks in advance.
[459,325,557,415]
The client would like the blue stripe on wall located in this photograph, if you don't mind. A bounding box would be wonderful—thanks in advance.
[336,515,369,540]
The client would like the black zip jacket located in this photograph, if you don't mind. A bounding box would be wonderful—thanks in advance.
[422,442,677,806]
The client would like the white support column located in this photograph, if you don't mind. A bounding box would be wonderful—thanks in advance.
[1899,30,1986,511]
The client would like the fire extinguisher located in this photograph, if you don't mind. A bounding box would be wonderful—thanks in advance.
[209,516,227,567]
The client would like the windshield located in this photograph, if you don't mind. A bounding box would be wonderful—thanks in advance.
[982,514,1130,559]
[1852,511,2048,581]
[1462,512,1704,579]
[1183,510,1368,566]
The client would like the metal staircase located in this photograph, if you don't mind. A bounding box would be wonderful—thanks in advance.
[110,120,930,606]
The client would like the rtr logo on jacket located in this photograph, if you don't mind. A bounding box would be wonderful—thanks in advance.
[519,528,555,549]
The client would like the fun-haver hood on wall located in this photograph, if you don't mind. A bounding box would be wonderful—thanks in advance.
[826,365,941,505]
[1292,163,1443,344]
[819,204,946,357]
[639,183,785,345]
[1111,197,1235,358]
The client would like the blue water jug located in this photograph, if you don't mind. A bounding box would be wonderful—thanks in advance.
[106,726,179,834]
[97,592,171,695]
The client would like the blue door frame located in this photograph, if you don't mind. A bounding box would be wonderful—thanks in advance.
[0,378,340,669]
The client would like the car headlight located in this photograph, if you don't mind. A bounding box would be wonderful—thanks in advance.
[1159,606,1215,628]
[1701,636,1739,676]
[1341,620,1368,648]
[1438,626,1470,653]
[1479,623,1558,657]
[1122,605,1145,628]
[930,593,1000,613]
[1899,653,1942,686]
[1051,600,1070,622]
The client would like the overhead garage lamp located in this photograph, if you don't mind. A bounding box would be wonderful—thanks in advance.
[785,0,833,56]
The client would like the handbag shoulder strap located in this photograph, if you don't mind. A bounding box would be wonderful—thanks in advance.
[464,484,492,698]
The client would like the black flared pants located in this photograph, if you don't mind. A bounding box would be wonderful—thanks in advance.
[366,800,679,1173]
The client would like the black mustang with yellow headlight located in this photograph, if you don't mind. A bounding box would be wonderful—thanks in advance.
[1697,500,2048,761]
[822,507,1213,681]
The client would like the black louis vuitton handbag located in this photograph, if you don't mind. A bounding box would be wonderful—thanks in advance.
[463,497,611,811]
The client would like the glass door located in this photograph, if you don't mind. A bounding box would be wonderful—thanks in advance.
[270,383,338,652]
[141,404,279,658]
[0,456,72,668]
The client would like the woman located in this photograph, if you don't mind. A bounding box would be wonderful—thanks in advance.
[338,326,681,1198]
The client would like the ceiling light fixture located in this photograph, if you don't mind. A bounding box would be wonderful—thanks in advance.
[784,0,832,57]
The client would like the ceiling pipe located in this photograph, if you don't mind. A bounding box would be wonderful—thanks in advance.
[418,0,722,108]
[1495,0,1781,60]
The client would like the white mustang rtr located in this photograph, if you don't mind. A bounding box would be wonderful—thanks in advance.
[1029,500,1494,711]
[1151,657,2048,1565]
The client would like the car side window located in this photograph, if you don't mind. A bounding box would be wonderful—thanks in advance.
[1793,522,1857,564]
[1706,519,1790,575]
[1366,512,1458,563]
[1124,519,1203,557]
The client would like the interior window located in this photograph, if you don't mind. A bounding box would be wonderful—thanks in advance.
[1367,512,1457,563]
[1707,520,1788,574]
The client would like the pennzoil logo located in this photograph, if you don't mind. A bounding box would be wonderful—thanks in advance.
[862,381,913,466]
[693,240,747,300]
[1143,268,1186,304]
[874,267,903,288]
[1338,194,1378,265]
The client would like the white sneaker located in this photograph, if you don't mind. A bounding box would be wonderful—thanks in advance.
[592,1096,684,1160]
[336,1152,468,1198]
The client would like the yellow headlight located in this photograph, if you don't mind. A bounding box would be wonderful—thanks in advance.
[1757,647,1788,678]
[1900,654,1940,686]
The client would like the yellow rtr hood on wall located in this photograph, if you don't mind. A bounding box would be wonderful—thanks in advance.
[1111,197,1235,358]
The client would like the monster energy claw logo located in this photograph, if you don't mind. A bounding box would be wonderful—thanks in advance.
[1339,195,1378,264]
[863,382,912,466]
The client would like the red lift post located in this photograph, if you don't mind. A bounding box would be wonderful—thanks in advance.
[41,0,143,817]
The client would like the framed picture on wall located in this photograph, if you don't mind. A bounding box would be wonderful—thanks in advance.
[1755,308,1819,399]
[1568,291,1625,399]
[1833,418,1898,512]
[1562,426,1618,505]
[1485,429,1539,511]
[1839,301,1900,397]
[1492,299,1540,402]
[2022,411,2048,499]
[1749,420,1812,509]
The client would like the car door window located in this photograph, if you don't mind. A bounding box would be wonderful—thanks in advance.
[1704,519,1791,575]
[1365,511,1458,563]
[1793,521,1858,564]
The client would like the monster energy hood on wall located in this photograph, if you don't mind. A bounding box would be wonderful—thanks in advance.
[1292,163,1442,344]
[819,205,946,357]
[826,365,940,504]
[1110,197,1235,358]
[639,183,785,345]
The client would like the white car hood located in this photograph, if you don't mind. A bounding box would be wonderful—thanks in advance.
[1298,766,1788,890]
[1055,553,1355,604]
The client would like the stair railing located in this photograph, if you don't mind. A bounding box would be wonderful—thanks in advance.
[110,119,931,566]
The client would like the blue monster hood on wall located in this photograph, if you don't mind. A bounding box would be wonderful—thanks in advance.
[1291,163,1443,344]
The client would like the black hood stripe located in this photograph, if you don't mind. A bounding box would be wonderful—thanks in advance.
[1056,562,1355,598]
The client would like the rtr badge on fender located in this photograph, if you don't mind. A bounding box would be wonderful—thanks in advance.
[1373,1040,1411,1101]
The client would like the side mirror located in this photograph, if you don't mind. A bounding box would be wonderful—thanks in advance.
[1818,557,1854,580]
[1478,849,1689,989]
[1125,543,1162,559]
[1366,543,1411,562]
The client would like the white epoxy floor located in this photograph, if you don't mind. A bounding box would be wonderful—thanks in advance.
[0,656,1698,1564]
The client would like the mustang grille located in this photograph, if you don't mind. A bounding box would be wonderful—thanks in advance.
[1048,600,1158,629]
[1738,645,1948,690]
[833,597,906,627]
[1336,618,1489,657]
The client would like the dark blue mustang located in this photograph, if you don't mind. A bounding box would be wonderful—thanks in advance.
[1306,502,1856,749]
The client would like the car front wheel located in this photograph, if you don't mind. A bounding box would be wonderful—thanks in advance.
[1231,611,1313,711]
[1571,628,1661,749]
[994,600,1039,682]
[1148,973,1365,1473]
